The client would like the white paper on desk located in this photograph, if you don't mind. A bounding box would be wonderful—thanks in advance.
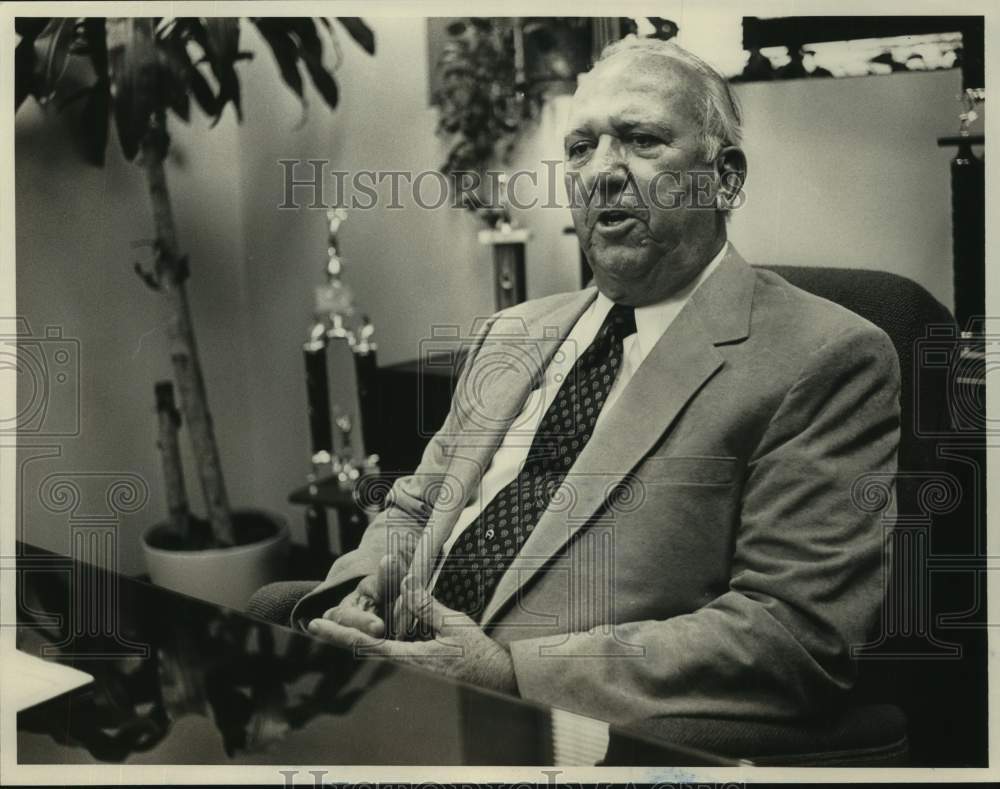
[5,649,94,712]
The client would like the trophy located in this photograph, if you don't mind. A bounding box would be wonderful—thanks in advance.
[477,173,532,310]
[301,209,381,552]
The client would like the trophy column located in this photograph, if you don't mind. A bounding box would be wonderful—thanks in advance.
[299,210,381,556]
[302,330,334,558]
[477,174,531,311]
[479,227,531,310]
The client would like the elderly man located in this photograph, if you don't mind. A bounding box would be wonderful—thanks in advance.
[298,37,900,726]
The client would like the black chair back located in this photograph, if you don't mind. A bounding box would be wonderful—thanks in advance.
[759,265,986,766]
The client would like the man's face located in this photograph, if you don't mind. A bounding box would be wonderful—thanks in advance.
[564,54,723,305]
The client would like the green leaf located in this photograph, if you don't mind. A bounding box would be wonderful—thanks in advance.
[15,17,50,39]
[159,49,191,122]
[203,17,239,62]
[251,19,304,101]
[107,17,163,161]
[14,37,37,109]
[201,17,242,120]
[77,83,110,166]
[301,54,339,109]
[155,35,191,122]
[14,15,50,105]
[185,61,218,118]
[158,30,218,119]
[174,19,235,122]
[34,18,77,101]
[289,19,338,109]
[336,17,375,55]
[82,18,108,82]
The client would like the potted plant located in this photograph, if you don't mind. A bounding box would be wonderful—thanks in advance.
[15,16,375,608]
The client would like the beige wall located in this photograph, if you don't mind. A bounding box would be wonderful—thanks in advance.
[15,18,966,574]
[730,70,963,308]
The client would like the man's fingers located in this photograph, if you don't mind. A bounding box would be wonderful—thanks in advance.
[307,618,385,650]
[340,587,361,606]
[375,554,405,637]
[355,575,378,603]
[308,619,427,661]
[391,594,410,640]
[375,554,404,605]
[392,573,423,638]
[406,586,473,638]
[322,605,385,637]
[338,583,377,614]
[408,587,439,629]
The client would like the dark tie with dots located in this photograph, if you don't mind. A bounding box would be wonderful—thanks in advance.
[432,303,637,621]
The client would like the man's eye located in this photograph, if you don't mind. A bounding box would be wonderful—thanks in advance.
[629,134,660,148]
[568,141,594,158]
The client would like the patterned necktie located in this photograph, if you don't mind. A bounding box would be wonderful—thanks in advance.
[433,303,637,621]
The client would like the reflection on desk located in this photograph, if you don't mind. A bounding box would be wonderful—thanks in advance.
[14,543,732,766]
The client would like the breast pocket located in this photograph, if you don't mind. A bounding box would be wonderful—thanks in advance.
[639,455,738,486]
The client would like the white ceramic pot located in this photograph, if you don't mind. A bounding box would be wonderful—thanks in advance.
[141,509,289,610]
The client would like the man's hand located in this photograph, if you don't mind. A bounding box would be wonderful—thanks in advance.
[319,554,404,639]
[308,588,518,695]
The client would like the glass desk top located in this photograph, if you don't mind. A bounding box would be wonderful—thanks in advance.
[13,543,735,767]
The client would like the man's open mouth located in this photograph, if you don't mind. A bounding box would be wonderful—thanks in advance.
[597,210,634,226]
[594,210,640,235]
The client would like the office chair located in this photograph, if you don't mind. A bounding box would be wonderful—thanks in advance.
[250,266,983,767]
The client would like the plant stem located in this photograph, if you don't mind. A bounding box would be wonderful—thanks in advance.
[154,380,190,534]
[140,133,235,546]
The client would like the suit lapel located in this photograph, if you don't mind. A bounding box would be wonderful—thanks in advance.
[480,246,757,625]
[407,289,599,591]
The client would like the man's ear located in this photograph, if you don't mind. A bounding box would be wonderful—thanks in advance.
[715,146,747,210]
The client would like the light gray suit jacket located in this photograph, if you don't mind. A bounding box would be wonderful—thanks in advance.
[293,246,901,726]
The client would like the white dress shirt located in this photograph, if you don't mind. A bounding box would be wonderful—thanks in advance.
[430,243,728,585]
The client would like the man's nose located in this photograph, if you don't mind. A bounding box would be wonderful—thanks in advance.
[594,135,628,174]
[589,136,629,196]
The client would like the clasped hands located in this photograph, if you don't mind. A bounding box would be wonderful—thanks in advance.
[307,556,518,695]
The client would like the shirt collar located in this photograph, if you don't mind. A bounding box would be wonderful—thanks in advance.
[593,241,729,361]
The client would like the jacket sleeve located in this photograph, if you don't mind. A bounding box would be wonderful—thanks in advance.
[508,323,901,724]
[290,316,496,627]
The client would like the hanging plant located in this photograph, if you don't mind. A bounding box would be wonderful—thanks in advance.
[434,17,522,215]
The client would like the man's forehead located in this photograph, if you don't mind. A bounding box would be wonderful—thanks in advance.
[567,54,701,128]
[578,51,700,94]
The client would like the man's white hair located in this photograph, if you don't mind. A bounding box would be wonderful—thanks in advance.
[592,35,743,161]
